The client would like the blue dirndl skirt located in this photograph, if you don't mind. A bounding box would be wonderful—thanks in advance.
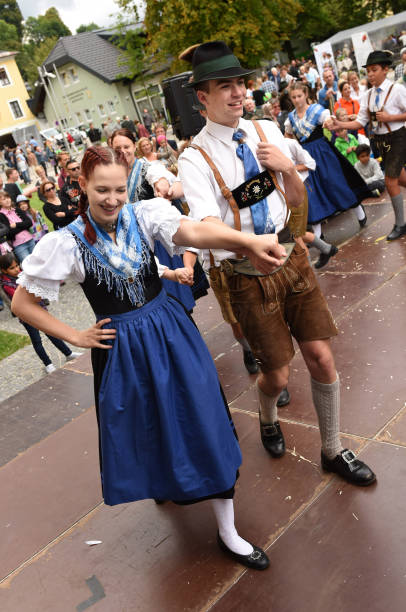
[303,137,368,224]
[154,240,195,312]
[96,289,242,506]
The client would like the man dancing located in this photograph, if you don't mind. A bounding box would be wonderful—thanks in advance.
[178,41,376,486]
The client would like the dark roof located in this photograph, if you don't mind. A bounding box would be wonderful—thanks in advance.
[44,30,129,83]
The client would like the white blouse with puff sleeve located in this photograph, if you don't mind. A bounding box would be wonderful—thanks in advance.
[18,199,192,302]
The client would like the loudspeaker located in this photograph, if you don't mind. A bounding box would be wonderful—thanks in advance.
[162,71,205,140]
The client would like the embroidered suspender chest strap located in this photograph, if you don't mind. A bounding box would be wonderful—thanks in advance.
[367,84,394,133]
[189,143,242,231]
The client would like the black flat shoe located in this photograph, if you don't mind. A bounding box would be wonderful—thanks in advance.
[358,204,367,228]
[277,387,290,407]
[217,532,270,570]
[321,449,376,486]
[260,420,285,457]
[314,245,338,269]
[243,349,259,374]
[386,224,406,241]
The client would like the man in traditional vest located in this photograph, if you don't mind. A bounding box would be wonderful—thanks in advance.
[326,50,406,241]
[178,41,376,487]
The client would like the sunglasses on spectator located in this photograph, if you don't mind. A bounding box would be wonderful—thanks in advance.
[69,166,80,171]
[45,186,55,192]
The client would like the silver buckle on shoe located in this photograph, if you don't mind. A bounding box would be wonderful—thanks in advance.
[342,450,357,471]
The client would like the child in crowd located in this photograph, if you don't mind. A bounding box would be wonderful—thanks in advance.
[334,127,359,165]
[354,144,385,197]
[0,252,81,373]
[16,195,48,243]
[0,190,34,262]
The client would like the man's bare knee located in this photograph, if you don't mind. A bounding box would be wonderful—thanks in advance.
[258,366,289,395]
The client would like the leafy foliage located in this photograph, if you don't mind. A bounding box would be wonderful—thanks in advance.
[0,0,23,38]
[0,18,20,51]
[76,22,101,34]
[115,0,302,73]
[24,7,71,46]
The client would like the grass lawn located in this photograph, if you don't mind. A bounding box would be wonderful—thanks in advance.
[0,329,31,361]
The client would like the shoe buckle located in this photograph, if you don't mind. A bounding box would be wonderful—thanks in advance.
[262,423,278,436]
[341,449,357,469]
[249,549,263,561]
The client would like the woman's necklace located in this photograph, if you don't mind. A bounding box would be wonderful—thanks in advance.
[98,220,117,233]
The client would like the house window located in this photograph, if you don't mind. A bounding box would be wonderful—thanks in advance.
[107,100,115,114]
[98,103,106,117]
[0,67,11,86]
[9,99,24,119]
[84,108,92,121]
[69,67,79,83]
[61,71,71,86]
[75,111,83,124]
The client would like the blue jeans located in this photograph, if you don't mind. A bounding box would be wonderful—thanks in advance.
[20,321,72,366]
[13,239,35,263]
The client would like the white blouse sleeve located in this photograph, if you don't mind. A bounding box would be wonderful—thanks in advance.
[134,198,190,256]
[145,161,177,187]
[319,109,331,124]
[17,230,85,301]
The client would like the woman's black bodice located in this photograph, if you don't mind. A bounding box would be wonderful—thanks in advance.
[78,246,162,316]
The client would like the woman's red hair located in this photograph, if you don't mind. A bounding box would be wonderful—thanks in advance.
[78,146,128,244]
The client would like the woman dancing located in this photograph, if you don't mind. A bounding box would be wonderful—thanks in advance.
[285,81,370,233]
[12,146,287,570]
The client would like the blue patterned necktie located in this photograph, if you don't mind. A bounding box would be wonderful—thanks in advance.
[375,87,382,108]
[232,129,274,235]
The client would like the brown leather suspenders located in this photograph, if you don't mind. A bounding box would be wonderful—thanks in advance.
[367,84,394,133]
[190,120,289,232]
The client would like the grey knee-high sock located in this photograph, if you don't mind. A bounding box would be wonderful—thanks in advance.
[256,381,279,424]
[310,235,333,255]
[391,193,405,226]
[311,375,343,459]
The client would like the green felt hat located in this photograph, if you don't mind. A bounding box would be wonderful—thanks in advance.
[183,41,254,88]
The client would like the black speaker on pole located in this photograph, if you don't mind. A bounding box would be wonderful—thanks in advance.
[162,71,205,140]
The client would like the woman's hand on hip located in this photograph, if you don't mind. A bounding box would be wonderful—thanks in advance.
[71,318,116,349]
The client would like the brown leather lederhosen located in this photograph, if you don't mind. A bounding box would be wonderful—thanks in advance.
[367,84,406,177]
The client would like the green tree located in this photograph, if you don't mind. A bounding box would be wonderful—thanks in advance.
[17,37,59,87]
[24,7,71,46]
[0,0,23,38]
[76,22,101,33]
[0,18,20,51]
[115,0,301,73]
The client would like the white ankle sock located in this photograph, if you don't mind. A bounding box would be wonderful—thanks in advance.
[355,204,366,221]
[211,499,253,555]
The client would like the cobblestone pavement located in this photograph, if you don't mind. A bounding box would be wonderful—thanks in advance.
[0,280,94,402]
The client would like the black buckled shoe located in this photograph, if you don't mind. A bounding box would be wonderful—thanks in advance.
[260,420,285,457]
[358,205,367,228]
[277,387,290,407]
[243,349,259,374]
[386,224,406,241]
[321,449,376,486]
[217,532,270,570]
[314,245,338,269]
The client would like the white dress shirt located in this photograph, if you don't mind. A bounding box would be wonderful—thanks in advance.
[284,138,316,181]
[357,78,406,134]
[178,117,295,266]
